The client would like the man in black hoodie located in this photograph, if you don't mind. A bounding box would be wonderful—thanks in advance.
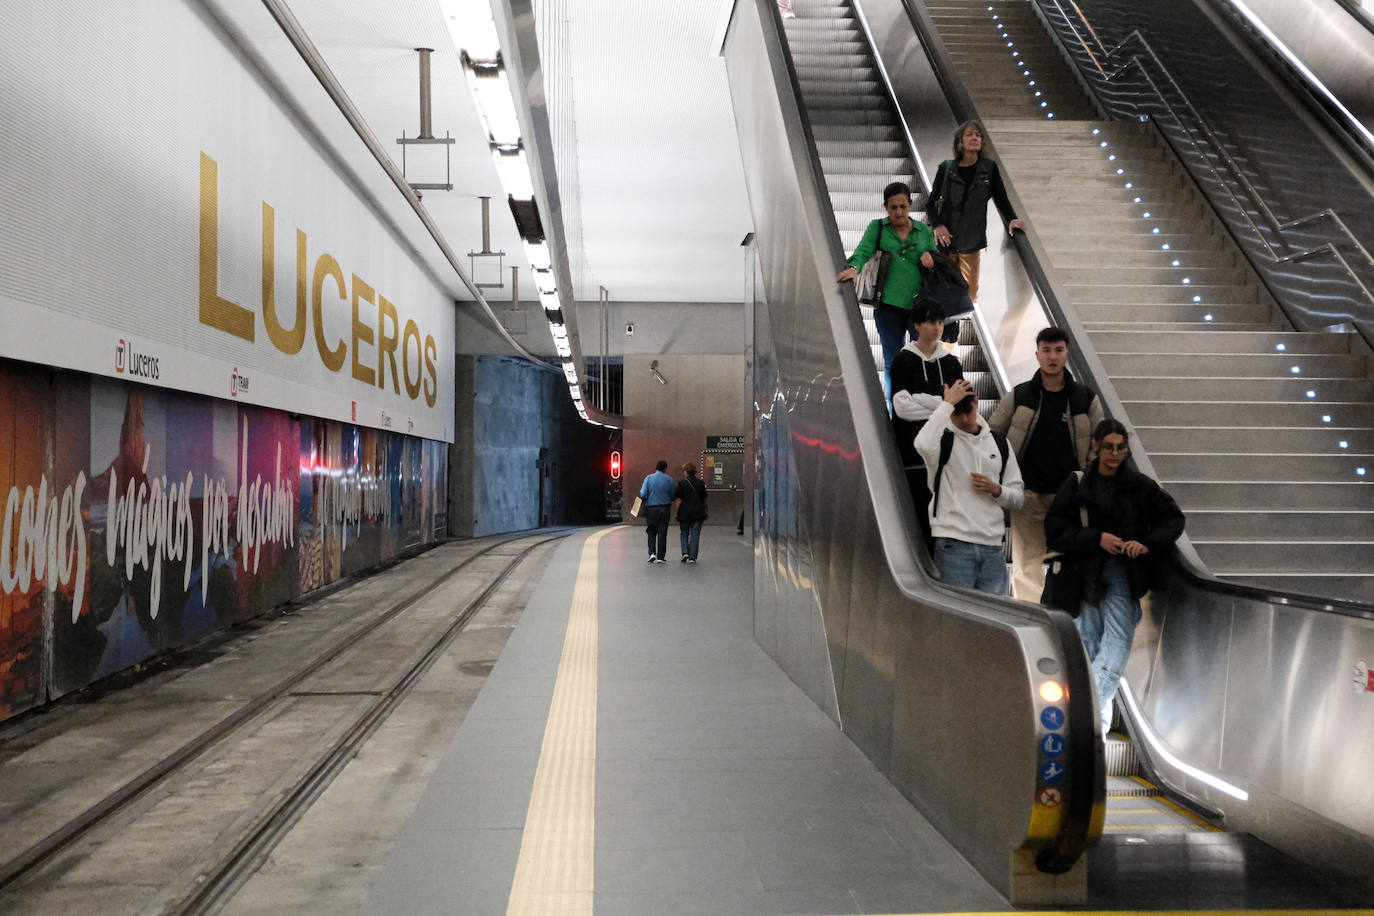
[988,327,1104,600]
[890,301,963,543]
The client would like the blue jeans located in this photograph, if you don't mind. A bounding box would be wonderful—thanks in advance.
[644,505,670,559]
[933,538,1008,596]
[873,304,909,400]
[679,521,703,560]
[1074,558,1141,731]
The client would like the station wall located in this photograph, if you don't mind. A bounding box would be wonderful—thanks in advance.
[0,358,446,723]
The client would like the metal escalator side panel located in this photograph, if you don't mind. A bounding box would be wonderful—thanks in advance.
[723,0,1103,899]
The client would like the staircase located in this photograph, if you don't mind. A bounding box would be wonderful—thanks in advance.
[781,0,998,404]
[927,0,1374,603]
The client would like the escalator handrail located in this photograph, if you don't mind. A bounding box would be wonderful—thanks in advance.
[1202,0,1374,167]
[897,0,1374,620]
[1036,0,1374,352]
[761,0,1102,873]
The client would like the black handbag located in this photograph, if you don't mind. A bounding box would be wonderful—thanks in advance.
[917,249,973,318]
[1040,472,1090,615]
[1040,553,1085,616]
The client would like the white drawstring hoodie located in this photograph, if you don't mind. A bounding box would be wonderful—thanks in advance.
[914,400,1025,546]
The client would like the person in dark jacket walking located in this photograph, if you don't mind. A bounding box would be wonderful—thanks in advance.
[1045,419,1185,733]
[674,463,709,563]
[927,121,1027,303]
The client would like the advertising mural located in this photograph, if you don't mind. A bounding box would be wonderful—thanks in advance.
[0,362,446,721]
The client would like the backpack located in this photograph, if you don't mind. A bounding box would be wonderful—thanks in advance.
[930,428,1009,516]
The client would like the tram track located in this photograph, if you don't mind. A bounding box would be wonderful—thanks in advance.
[0,529,573,910]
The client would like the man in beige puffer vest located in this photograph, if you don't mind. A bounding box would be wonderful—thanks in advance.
[988,327,1104,601]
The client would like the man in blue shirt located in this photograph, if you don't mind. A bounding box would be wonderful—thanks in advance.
[639,459,677,563]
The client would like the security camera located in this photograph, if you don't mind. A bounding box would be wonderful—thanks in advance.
[625,323,635,337]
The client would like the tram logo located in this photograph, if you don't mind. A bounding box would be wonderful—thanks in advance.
[115,338,160,380]
[230,367,250,397]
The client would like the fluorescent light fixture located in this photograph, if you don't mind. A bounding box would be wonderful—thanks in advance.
[470,68,521,144]
[562,361,579,385]
[440,0,501,59]
[522,241,551,271]
[1118,680,1249,800]
[491,147,535,198]
[555,341,572,358]
[532,268,557,295]
[540,290,560,312]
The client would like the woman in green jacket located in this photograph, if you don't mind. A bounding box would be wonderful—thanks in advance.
[836,181,938,397]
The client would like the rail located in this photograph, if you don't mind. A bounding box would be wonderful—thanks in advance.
[1038,0,1374,350]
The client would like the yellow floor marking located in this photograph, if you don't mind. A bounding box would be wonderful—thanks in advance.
[506,528,616,916]
[856,911,1374,916]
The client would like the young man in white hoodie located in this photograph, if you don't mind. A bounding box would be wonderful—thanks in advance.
[915,379,1024,595]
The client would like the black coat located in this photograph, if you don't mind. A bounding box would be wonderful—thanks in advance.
[1044,460,1185,605]
[928,157,1017,254]
[675,476,708,523]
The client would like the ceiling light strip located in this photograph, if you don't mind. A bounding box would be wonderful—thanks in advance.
[256,0,554,374]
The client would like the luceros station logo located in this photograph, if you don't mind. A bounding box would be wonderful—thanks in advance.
[115,338,160,380]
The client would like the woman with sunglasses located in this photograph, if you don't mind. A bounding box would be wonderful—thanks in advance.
[1044,419,1185,734]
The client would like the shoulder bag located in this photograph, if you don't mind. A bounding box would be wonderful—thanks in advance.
[855,220,892,305]
[1040,471,1089,615]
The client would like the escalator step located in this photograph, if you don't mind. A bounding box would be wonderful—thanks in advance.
[1105,734,1140,777]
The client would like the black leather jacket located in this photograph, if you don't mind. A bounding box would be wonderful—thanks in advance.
[928,157,1017,254]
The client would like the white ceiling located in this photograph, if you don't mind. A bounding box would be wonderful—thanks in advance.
[251,0,753,314]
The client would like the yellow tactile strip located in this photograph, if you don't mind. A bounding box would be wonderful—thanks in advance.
[506,528,614,916]
[859,912,1374,916]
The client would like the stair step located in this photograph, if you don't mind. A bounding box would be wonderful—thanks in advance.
[1167,481,1374,511]
[1117,377,1373,404]
[823,173,918,194]
[1057,265,1250,286]
[1103,352,1363,378]
[1083,303,1273,324]
[1123,400,1374,428]
[1195,541,1374,574]
[812,124,902,142]
[1135,425,1374,453]
[1185,509,1374,541]
[1067,284,1260,304]
[1054,248,1236,268]
[1041,233,1228,252]
[1092,330,1352,355]
[1153,453,1374,481]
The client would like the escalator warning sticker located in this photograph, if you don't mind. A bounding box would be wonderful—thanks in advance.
[1038,787,1062,808]
[1355,658,1373,694]
[1040,706,1065,730]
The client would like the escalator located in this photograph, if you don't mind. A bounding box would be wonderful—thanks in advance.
[723,0,1374,905]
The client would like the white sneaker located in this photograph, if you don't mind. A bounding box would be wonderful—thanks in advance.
[647,555,657,563]
[686,558,697,564]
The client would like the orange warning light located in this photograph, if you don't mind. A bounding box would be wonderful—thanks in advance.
[1039,681,1064,704]
[610,451,622,480]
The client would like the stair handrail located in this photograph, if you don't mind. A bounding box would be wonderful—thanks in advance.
[1039,0,1374,348]
[892,0,1374,618]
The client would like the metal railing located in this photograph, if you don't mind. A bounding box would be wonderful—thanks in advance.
[1039,0,1374,347]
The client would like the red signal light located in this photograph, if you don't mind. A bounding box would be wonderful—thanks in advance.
[610,451,621,480]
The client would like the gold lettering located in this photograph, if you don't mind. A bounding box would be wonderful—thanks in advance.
[423,334,438,407]
[402,319,423,400]
[311,254,347,372]
[377,296,400,393]
[261,205,306,354]
[199,153,255,341]
[350,274,376,386]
